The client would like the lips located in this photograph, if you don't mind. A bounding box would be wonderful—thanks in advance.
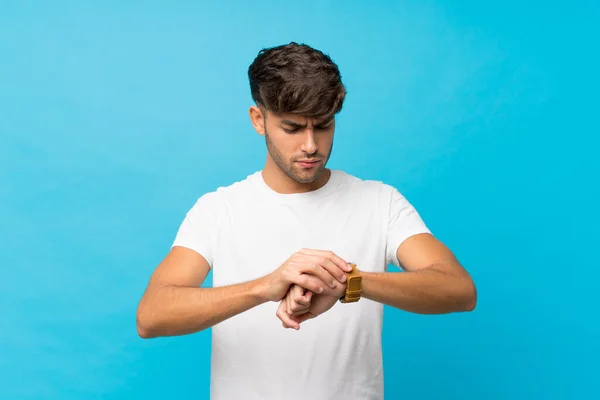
[297,159,321,168]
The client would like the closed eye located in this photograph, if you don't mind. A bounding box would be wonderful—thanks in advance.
[281,120,333,133]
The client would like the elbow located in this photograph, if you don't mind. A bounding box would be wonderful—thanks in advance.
[136,306,159,339]
[137,320,154,339]
[461,278,477,312]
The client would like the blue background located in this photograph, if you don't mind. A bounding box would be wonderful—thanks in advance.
[1,1,598,399]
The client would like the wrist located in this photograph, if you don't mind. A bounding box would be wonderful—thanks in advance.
[332,281,347,298]
[339,263,363,303]
[251,275,275,303]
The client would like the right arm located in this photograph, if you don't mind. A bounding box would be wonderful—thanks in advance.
[136,246,351,338]
[136,246,269,338]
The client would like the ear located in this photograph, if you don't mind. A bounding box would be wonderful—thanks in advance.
[249,105,266,136]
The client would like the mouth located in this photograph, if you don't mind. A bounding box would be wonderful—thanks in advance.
[296,159,321,169]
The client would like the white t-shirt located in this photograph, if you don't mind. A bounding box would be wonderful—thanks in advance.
[172,169,431,400]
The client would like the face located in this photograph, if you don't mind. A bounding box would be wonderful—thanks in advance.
[251,107,335,184]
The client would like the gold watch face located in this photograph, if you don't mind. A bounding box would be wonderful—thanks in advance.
[348,277,361,291]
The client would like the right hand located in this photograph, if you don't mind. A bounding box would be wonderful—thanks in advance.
[261,248,352,302]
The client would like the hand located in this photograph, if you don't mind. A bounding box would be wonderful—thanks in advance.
[276,282,347,330]
[260,249,352,302]
[285,284,313,316]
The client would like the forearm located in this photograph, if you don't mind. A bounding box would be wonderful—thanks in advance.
[360,263,477,314]
[136,279,268,338]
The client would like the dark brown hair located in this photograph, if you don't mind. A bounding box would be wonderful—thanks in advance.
[248,42,346,121]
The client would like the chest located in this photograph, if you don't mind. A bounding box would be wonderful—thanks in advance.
[212,196,388,286]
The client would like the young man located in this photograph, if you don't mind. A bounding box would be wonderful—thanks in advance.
[136,42,477,400]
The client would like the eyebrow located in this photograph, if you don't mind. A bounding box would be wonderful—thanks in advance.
[281,118,334,128]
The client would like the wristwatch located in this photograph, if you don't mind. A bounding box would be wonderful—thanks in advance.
[340,262,362,303]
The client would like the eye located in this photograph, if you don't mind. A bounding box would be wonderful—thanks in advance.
[283,127,299,133]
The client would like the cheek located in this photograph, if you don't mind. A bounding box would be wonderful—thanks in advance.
[318,134,334,151]
[269,132,297,156]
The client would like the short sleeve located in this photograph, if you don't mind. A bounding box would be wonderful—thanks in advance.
[385,185,431,268]
[171,192,221,268]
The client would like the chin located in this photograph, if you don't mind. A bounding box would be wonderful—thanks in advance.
[292,169,323,184]
[295,177,318,184]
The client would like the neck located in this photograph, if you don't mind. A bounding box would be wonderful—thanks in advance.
[261,157,331,194]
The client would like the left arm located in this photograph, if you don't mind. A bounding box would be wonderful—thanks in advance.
[277,186,477,326]
[277,234,475,328]
[361,233,476,314]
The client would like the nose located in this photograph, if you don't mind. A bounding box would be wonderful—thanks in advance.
[300,129,318,155]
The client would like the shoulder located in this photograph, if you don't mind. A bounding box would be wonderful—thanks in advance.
[187,171,260,211]
[333,170,415,218]
[333,169,401,198]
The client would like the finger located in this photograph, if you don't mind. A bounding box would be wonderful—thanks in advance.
[304,291,313,302]
[275,299,294,329]
[293,288,311,307]
[288,300,310,315]
[304,255,346,286]
[292,284,305,298]
[290,300,310,313]
[286,293,291,314]
[293,297,310,307]
[286,290,295,314]
[297,252,350,285]
[290,304,310,315]
[286,285,308,313]
[290,297,310,313]
[299,249,353,272]
[277,300,299,330]
[277,301,290,328]
[290,290,311,313]
[291,274,328,294]
[316,256,349,284]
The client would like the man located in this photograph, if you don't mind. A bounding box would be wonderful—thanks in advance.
[136,42,477,400]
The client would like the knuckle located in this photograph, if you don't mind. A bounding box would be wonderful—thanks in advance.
[301,277,317,291]
[299,276,309,286]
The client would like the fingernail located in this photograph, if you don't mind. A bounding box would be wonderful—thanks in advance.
[330,280,336,288]
[340,274,346,282]
[318,287,324,293]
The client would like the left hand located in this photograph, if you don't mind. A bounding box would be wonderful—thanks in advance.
[276,281,346,330]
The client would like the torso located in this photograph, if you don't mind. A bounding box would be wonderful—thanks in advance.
[207,170,392,400]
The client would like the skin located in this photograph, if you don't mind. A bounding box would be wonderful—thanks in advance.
[135,105,346,338]
[250,104,335,194]
[135,104,477,338]
[278,233,477,329]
